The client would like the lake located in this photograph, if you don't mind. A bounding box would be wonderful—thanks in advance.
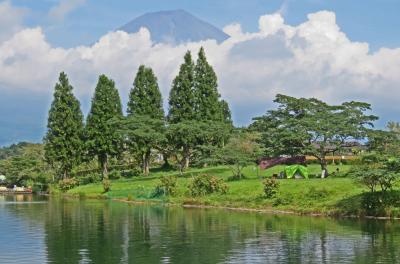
[0,195,399,263]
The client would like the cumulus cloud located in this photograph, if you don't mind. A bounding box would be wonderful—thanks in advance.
[48,0,86,22]
[1,8,400,125]
[0,1,26,43]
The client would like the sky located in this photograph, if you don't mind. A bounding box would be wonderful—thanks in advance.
[1,0,400,146]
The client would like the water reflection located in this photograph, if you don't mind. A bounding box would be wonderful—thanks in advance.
[0,195,400,263]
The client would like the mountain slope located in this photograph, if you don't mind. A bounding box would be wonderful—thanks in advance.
[118,9,229,44]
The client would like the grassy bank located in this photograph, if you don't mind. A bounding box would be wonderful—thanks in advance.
[67,164,400,217]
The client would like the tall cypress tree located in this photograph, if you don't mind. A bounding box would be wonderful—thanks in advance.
[127,65,164,119]
[168,51,196,123]
[194,47,221,121]
[85,74,123,183]
[167,51,198,170]
[125,65,165,175]
[44,72,84,179]
[219,99,233,125]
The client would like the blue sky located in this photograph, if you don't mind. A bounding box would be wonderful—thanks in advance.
[1,0,400,146]
[11,0,400,50]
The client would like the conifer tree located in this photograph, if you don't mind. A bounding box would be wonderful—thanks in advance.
[167,51,197,169]
[125,65,165,175]
[219,99,233,125]
[194,47,221,121]
[168,51,196,123]
[44,72,84,179]
[85,75,123,184]
[127,65,164,119]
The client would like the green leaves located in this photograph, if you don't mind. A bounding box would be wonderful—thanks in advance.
[85,74,123,178]
[44,72,84,179]
[127,65,164,119]
[252,94,377,173]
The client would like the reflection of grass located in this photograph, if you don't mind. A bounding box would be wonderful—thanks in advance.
[67,164,399,216]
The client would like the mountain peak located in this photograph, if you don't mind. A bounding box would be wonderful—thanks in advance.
[118,9,229,44]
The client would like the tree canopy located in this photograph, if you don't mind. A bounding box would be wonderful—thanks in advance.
[85,74,123,181]
[43,72,84,179]
[251,94,378,174]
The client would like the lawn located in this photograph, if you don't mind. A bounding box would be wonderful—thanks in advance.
[67,163,372,216]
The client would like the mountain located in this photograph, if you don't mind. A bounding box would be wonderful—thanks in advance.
[118,9,229,44]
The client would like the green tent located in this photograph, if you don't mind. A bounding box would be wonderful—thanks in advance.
[284,165,309,179]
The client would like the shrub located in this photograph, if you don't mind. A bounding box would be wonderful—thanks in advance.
[263,178,279,198]
[188,174,228,196]
[109,170,122,180]
[78,173,101,185]
[121,168,142,178]
[102,178,111,193]
[58,178,78,191]
[153,176,178,197]
[127,194,134,201]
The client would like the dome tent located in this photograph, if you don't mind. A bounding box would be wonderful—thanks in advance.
[284,165,309,179]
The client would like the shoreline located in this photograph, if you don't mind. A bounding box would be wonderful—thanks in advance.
[109,196,400,220]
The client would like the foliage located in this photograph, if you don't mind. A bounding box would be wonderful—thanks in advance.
[102,178,111,193]
[127,65,164,119]
[44,72,84,179]
[218,132,263,180]
[0,142,31,160]
[58,178,78,192]
[153,175,177,197]
[0,143,53,186]
[263,178,279,198]
[352,153,400,193]
[124,65,166,175]
[251,94,378,174]
[193,47,221,121]
[188,174,228,196]
[85,74,123,181]
[168,51,196,123]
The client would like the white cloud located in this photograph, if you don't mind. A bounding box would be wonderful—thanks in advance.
[0,9,400,125]
[0,1,26,43]
[48,0,86,22]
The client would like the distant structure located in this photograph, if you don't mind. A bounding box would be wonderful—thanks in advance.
[118,9,230,44]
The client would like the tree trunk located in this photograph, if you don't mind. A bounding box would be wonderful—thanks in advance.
[183,146,190,169]
[162,153,170,168]
[320,158,328,178]
[143,150,151,176]
[101,153,108,180]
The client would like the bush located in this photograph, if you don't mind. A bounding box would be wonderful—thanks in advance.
[58,178,78,192]
[263,178,279,198]
[102,178,111,193]
[153,176,178,197]
[188,174,228,196]
[109,170,122,180]
[78,173,101,185]
[121,168,142,178]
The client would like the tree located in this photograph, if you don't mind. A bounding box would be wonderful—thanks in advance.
[353,153,400,193]
[167,51,197,169]
[168,51,196,123]
[194,47,221,121]
[219,99,233,125]
[124,65,165,175]
[127,65,164,119]
[218,132,263,180]
[44,72,84,179]
[251,94,378,176]
[85,74,123,184]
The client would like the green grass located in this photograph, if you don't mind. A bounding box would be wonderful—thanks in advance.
[67,163,376,216]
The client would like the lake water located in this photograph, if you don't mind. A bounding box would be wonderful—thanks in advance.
[0,195,400,264]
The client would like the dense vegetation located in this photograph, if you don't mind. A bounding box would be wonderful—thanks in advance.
[2,47,400,217]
